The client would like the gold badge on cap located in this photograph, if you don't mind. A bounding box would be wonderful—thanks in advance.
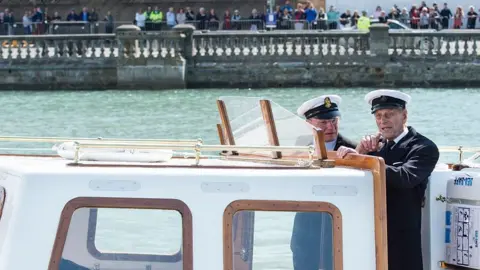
[324,97,332,108]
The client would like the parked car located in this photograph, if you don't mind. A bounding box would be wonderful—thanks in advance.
[340,19,440,51]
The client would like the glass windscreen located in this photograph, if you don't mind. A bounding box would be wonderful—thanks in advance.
[218,96,315,157]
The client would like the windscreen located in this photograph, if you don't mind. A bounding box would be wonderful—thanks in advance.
[218,96,315,157]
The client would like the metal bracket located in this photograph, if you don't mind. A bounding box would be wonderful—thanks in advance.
[436,194,447,203]
[313,159,335,168]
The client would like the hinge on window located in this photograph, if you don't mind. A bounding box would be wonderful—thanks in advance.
[145,265,152,270]
[234,248,252,262]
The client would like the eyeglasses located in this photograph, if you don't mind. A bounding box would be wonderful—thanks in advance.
[315,117,339,126]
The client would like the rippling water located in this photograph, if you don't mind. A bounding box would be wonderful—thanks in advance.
[1,88,477,268]
[1,88,477,161]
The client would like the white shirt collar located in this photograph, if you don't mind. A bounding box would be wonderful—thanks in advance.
[325,139,337,151]
[391,127,409,144]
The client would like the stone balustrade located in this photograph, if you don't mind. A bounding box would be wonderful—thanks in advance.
[3,27,480,62]
[389,30,480,59]
[192,30,370,63]
[0,34,117,59]
[0,24,480,89]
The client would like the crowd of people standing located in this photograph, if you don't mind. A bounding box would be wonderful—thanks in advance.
[1,1,480,35]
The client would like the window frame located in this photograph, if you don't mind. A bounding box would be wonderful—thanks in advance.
[0,186,5,220]
[48,197,193,270]
[223,200,343,270]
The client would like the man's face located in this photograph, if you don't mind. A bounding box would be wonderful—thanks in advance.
[374,108,407,140]
[307,117,339,142]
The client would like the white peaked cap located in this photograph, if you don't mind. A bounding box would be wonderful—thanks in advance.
[296,95,342,119]
[364,89,411,113]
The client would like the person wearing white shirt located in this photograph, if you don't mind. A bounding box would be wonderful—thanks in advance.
[135,9,146,30]
[176,8,186,25]
[166,7,176,28]
[337,89,439,270]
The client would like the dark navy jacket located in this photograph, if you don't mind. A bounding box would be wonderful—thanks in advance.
[290,134,356,270]
[368,126,439,270]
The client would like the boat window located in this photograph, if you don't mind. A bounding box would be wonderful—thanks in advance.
[225,200,342,270]
[88,208,182,257]
[0,186,5,220]
[48,197,193,270]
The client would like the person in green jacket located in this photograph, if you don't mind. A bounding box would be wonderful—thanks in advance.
[357,10,370,31]
[143,6,153,31]
[149,6,163,30]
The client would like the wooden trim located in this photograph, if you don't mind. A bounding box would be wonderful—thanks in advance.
[259,100,281,159]
[223,200,343,270]
[217,100,235,146]
[333,154,388,270]
[48,197,193,270]
[0,186,5,221]
[217,123,227,145]
[217,123,229,154]
[313,128,328,160]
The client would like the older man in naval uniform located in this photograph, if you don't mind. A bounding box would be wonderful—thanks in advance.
[337,89,439,270]
[290,94,356,270]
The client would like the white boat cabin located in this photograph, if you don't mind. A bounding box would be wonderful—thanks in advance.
[0,97,479,270]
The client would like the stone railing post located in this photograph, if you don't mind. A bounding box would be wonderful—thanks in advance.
[173,24,195,66]
[368,24,390,59]
[115,25,141,58]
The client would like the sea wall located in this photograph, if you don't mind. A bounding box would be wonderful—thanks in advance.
[0,26,188,90]
[0,24,479,90]
[188,27,480,88]
[190,58,480,88]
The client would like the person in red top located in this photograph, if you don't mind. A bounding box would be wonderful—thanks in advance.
[410,9,420,28]
[453,6,464,29]
[293,3,305,29]
[223,9,231,30]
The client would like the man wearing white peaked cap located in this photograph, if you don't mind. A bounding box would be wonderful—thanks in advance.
[295,94,356,150]
[337,89,439,270]
[291,94,356,270]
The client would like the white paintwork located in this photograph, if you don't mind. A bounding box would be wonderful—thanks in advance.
[0,153,467,270]
[422,168,453,270]
[0,155,377,270]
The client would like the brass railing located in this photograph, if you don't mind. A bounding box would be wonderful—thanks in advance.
[0,135,477,166]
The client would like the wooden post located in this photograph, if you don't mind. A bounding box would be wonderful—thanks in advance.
[217,123,228,155]
[217,124,227,145]
[313,127,328,160]
[217,99,237,155]
[259,100,281,159]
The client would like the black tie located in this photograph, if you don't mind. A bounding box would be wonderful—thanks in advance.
[384,140,396,154]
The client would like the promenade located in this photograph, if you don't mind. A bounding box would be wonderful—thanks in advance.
[0,24,479,90]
